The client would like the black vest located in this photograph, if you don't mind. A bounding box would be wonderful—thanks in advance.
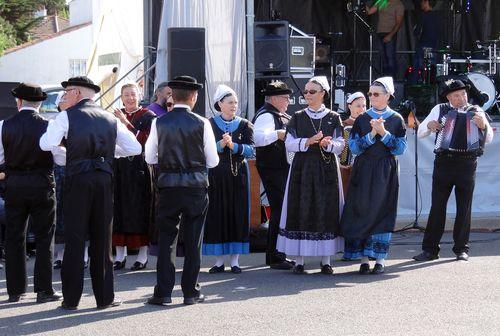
[66,99,117,176]
[2,109,54,187]
[252,103,289,169]
[156,107,207,188]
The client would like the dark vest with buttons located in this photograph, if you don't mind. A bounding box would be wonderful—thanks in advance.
[156,107,207,188]
[2,109,54,187]
[66,99,117,176]
[434,103,485,157]
[252,103,289,169]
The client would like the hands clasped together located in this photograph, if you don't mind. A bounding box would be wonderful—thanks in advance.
[370,117,387,138]
[306,131,333,148]
[220,132,234,150]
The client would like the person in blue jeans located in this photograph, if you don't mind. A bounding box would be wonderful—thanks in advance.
[366,0,405,79]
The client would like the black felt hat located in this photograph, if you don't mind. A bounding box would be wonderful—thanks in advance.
[167,75,203,91]
[61,76,101,93]
[261,80,293,96]
[11,83,47,101]
[440,79,470,97]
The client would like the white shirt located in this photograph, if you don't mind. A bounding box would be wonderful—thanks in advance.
[144,104,219,168]
[0,108,66,166]
[254,112,279,147]
[418,103,494,144]
[39,107,142,158]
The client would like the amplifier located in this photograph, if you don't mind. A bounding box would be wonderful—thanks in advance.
[290,36,315,75]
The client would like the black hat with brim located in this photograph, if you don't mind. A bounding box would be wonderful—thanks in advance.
[440,79,470,97]
[11,83,47,102]
[61,76,101,93]
[168,75,203,91]
[261,81,293,96]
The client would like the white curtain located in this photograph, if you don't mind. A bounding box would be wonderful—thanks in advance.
[155,0,248,118]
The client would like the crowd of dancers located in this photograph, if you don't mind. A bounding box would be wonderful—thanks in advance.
[0,72,493,309]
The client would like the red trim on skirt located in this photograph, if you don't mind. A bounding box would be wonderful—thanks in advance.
[112,234,149,249]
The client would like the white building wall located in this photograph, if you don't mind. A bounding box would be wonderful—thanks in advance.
[69,0,93,27]
[0,25,93,85]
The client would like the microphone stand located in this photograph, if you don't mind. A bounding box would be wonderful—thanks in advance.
[352,10,374,84]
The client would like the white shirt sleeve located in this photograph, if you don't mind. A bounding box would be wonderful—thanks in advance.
[285,133,309,152]
[254,113,279,147]
[115,119,142,158]
[418,105,440,139]
[51,146,66,166]
[145,118,158,164]
[39,111,69,150]
[0,121,4,165]
[475,110,494,144]
[203,118,219,168]
[325,136,345,154]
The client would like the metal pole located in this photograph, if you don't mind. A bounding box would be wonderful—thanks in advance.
[369,32,373,84]
[246,0,255,121]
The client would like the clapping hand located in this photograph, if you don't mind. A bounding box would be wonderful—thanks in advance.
[320,136,333,148]
[370,118,386,137]
[306,131,323,147]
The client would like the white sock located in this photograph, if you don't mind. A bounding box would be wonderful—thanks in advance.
[214,256,225,267]
[361,256,370,265]
[83,244,89,263]
[115,246,126,262]
[295,256,304,266]
[230,254,240,267]
[54,244,64,261]
[376,258,385,266]
[135,246,148,264]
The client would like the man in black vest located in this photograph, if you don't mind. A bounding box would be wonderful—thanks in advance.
[413,79,493,262]
[0,83,64,303]
[145,76,218,306]
[39,76,141,310]
[253,81,294,270]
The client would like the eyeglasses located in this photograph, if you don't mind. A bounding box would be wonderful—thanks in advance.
[277,95,290,101]
[63,88,78,95]
[303,89,323,95]
[367,92,386,97]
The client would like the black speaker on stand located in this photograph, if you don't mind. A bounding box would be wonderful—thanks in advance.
[167,28,206,116]
[254,21,290,79]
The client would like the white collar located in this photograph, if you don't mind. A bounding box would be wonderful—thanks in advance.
[173,104,191,110]
[20,107,39,112]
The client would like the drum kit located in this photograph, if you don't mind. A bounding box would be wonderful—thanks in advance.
[421,37,500,111]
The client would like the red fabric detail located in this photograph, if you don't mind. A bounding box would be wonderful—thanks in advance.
[112,233,149,249]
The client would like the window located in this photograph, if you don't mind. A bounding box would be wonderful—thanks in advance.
[69,59,87,76]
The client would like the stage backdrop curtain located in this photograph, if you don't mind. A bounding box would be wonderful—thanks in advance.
[397,122,500,219]
[155,0,248,118]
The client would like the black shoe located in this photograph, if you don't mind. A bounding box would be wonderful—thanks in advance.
[113,258,126,270]
[130,261,148,271]
[292,264,305,274]
[53,260,62,269]
[359,263,371,275]
[413,251,439,261]
[8,295,22,303]
[60,301,78,310]
[320,263,333,275]
[371,263,385,274]
[208,265,225,274]
[147,296,172,306]
[183,294,205,305]
[97,298,122,310]
[84,260,89,269]
[456,252,469,261]
[230,266,242,274]
[269,260,294,270]
[37,291,62,303]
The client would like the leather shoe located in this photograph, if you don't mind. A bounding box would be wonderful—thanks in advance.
[456,252,469,261]
[97,298,122,310]
[84,260,89,269]
[147,296,172,306]
[53,260,62,269]
[113,259,126,270]
[230,266,242,274]
[371,263,385,274]
[269,260,294,270]
[183,294,205,305]
[292,264,305,274]
[60,301,78,310]
[359,263,371,275]
[37,291,62,303]
[413,251,439,261]
[208,265,224,274]
[130,261,148,271]
[320,263,333,275]
[8,295,22,303]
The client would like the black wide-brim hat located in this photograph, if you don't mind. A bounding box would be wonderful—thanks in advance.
[440,79,470,97]
[261,81,293,96]
[61,76,101,93]
[168,75,203,91]
[11,83,47,101]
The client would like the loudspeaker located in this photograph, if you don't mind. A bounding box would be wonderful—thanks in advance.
[167,28,206,116]
[0,82,18,121]
[254,21,290,79]
[290,35,315,75]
